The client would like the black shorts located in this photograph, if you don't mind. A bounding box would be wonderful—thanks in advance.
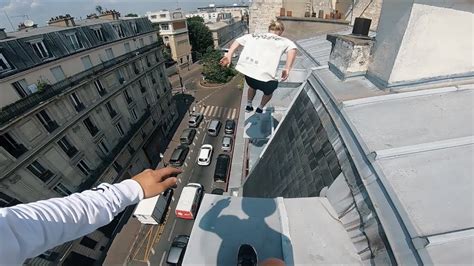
[244,76,278,96]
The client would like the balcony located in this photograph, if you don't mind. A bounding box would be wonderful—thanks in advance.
[98,89,107,97]
[65,147,78,158]
[0,43,161,126]
[88,126,99,137]
[74,102,86,112]
[78,109,151,191]
[9,144,28,159]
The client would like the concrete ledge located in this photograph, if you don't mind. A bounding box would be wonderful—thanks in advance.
[277,16,350,25]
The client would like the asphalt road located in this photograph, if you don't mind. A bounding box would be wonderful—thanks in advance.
[131,76,243,266]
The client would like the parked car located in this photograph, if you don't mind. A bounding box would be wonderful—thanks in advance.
[225,119,235,134]
[207,119,221,137]
[188,113,203,128]
[175,183,204,220]
[169,145,189,167]
[198,144,213,166]
[211,188,225,195]
[214,154,230,182]
[222,136,233,152]
[166,235,190,265]
[133,189,173,225]
[180,128,196,145]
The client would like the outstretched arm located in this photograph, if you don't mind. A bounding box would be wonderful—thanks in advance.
[0,167,181,264]
[219,40,242,67]
[281,48,297,81]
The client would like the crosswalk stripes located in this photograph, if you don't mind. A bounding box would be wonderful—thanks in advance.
[195,105,238,119]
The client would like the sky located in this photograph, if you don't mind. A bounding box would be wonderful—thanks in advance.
[0,0,248,32]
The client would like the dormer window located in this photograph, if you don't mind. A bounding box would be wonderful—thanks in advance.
[0,53,12,72]
[113,24,125,38]
[66,32,83,50]
[130,22,138,34]
[92,27,105,42]
[30,39,50,59]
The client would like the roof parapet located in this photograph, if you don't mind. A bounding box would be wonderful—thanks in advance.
[98,10,121,20]
[48,14,76,27]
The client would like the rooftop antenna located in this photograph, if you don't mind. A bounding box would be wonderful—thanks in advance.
[3,11,15,31]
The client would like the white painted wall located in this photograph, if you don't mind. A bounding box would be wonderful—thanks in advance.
[368,0,474,86]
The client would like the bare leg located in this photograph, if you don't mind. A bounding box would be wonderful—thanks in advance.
[247,86,256,102]
[260,258,285,266]
[259,94,273,109]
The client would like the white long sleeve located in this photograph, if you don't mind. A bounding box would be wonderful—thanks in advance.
[0,179,144,265]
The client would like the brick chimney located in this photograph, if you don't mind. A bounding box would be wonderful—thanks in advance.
[48,14,76,27]
[98,10,121,20]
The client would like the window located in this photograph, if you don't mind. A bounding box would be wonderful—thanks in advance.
[105,102,117,118]
[164,36,169,42]
[36,110,58,133]
[149,36,153,43]
[113,24,125,38]
[83,117,99,137]
[150,15,157,19]
[117,68,126,84]
[58,136,78,158]
[160,23,169,31]
[112,162,122,172]
[130,108,138,120]
[27,160,54,182]
[130,22,138,34]
[105,48,114,60]
[80,236,98,249]
[180,58,183,64]
[139,80,146,93]
[115,122,124,136]
[160,14,166,18]
[0,133,27,158]
[50,66,66,82]
[81,55,93,70]
[0,53,12,72]
[124,42,131,53]
[77,160,91,176]
[124,90,133,104]
[0,191,21,208]
[94,80,106,96]
[70,92,85,112]
[53,183,72,196]
[98,139,109,154]
[30,40,50,59]
[12,79,31,98]
[93,27,105,41]
[67,33,83,50]
[139,38,144,48]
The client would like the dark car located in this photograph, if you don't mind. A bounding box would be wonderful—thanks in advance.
[225,119,235,134]
[169,146,189,167]
[180,128,196,145]
[214,154,230,182]
[166,235,189,265]
[211,188,225,195]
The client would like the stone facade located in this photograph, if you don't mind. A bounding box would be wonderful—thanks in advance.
[249,0,284,33]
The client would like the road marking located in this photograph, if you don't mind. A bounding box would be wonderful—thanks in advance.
[160,251,167,266]
[172,196,175,201]
[201,134,207,144]
[168,220,177,241]
[231,108,237,119]
[203,105,210,116]
[223,108,230,118]
[184,162,188,167]
[198,106,205,113]
[208,106,215,116]
[178,178,182,183]
[217,107,223,117]
[147,259,151,266]
[151,248,155,255]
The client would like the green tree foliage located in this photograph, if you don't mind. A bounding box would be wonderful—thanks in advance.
[186,17,214,61]
[125,13,139,17]
[202,48,237,84]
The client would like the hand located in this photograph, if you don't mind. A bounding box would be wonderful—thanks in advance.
[281,68,290,81]
[219,55,232,67]
[215,197,231,208]
[132,167,182,198]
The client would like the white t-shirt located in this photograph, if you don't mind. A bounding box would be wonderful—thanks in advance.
[235,33,297,82]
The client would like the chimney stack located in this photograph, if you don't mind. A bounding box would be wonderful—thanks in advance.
[98,10,121,20]
[0,28,7,40]
[48,14,76,27]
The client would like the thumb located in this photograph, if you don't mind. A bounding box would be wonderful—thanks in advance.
[159,176,178,190]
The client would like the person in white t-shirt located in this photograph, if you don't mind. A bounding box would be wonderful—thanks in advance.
[220,20,297,114]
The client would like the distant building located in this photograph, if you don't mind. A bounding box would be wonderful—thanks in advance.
[197,4,249,20]
[0,10,178,265]
[207,19,247,49]
[186,11,233,23]
[146,10,192,69]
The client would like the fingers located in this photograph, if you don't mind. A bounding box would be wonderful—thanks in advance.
[153,167,182,181]
[159,176,178,190]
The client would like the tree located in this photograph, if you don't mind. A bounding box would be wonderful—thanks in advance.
[202,48,237,84]
[95,5,103,14]
[186,17,214,62]
[125,13,139,17]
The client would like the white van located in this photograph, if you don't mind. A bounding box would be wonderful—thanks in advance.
[175,183,204,220]
[134,189,173,224]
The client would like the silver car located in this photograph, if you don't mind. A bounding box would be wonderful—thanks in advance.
[188,113,203,128]
[222,136,233,152]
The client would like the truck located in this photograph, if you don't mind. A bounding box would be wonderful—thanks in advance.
[175,183,204,220]
[133,189,173,225]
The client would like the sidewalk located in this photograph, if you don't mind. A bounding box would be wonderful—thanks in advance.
[168,63,203,89]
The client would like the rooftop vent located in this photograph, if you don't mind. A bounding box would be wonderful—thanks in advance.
[48,14,76,27]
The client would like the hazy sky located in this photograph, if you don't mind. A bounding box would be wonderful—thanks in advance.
[0,0,248,31]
